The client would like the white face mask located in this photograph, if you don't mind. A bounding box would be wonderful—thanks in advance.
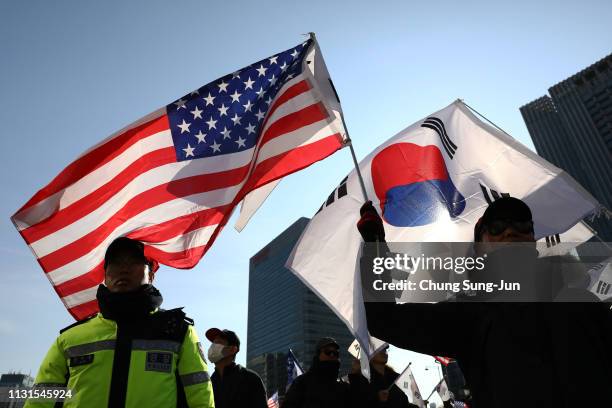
[207,343,226,364]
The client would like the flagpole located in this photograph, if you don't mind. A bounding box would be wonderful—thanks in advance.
[425,378,443,401]
[458,99,513,138]
[388,362,411,392]
[307,32,369,203]
[305,33,378,258]
[346,137,370,202]
[593,233,612,251]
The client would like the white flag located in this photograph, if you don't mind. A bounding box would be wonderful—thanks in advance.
[537,221,594,257]
[587,257,612,300]
[395,365,426,407]
[346,337,388,379]
[348,339,362,359]
[286,100,602,359]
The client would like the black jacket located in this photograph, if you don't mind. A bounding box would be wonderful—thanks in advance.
[283,362,356,408]
[211,363,268,408]
[349,367,417,408]
[362,246,612,407]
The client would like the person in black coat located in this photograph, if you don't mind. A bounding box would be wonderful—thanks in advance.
[206,328,268,408]
[357,197,612,408]
[283,337,357,408]
[348,346,418,408]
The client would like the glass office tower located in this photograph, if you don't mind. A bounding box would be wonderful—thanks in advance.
[520,53,612,240]
[246,217,354,397]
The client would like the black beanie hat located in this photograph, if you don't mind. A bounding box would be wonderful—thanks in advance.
[474,197,533,241]
[104,237,147,269]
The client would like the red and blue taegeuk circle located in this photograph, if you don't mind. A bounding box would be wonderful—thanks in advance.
[371,143,466,227]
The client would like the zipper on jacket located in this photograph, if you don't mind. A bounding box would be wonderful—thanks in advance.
[107,324,132,407]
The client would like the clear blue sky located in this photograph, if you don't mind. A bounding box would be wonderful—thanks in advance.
[1,0,610,399]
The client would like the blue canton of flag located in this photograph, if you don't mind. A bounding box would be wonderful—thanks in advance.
[167,41,311,161]
[286,348,304,390]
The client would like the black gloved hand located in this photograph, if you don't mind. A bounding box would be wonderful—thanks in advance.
[357,201,386,242]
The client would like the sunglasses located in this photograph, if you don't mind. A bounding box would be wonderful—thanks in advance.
[485,219,534,236]
[322,349,339,357]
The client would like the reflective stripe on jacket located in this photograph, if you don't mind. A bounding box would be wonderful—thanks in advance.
[25,312,215,408]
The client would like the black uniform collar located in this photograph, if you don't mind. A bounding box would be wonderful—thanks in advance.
[96,284,163,322]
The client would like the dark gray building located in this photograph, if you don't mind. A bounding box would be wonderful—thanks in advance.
[246,217,354,397]
[520,54,612,240]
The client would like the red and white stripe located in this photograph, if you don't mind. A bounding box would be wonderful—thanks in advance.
[12,48,346,320]
[434,356,452,366]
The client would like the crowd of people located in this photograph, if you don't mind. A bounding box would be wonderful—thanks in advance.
[24,197,612,407]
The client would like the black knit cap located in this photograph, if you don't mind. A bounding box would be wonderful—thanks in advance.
[474,197,533,241]
[315,337,339,354]
[482,197,532,223]
[104,237,147,269]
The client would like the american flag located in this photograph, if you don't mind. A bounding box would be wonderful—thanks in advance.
[286,348,304,390]
[267,391,279,408]
[12,37,347,320]
[434,356,452,366]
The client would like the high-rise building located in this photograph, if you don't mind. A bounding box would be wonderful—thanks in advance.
[246,217,354,397]
[520,54,612,241]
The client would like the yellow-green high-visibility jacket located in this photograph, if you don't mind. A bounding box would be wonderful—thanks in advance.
[25,309,215,408]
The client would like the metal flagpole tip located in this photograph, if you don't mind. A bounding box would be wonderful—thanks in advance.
[301,32,316,41]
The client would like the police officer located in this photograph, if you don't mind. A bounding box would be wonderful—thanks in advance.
[206,328,267,408]
[25,237,214,407]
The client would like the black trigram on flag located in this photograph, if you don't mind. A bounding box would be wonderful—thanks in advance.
[315,176,348,214]
[421,117,458,159]
[596,280,611,296]
[479,183,510,205]
[544,234,561,248]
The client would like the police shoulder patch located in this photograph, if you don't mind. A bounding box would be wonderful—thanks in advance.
[197,342,207,363]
